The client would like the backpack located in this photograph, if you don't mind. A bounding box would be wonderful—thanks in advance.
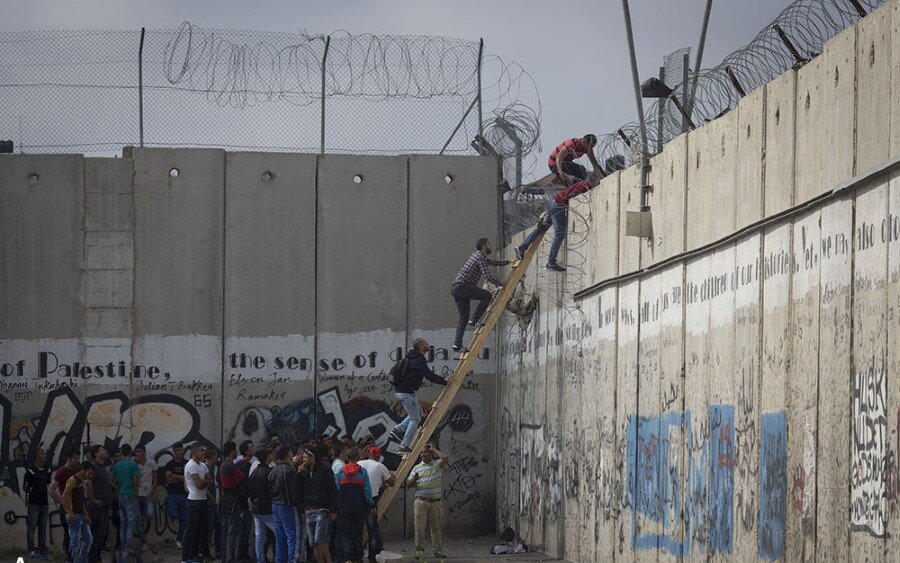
[389,357,414,387]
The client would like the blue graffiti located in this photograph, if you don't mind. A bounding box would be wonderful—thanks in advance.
[628,406,781,559]
[707,405,734,554]
[758,410,787,560]
[628,411,683,554]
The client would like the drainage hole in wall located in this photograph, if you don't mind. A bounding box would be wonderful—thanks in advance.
[353,174,364,184]
[27,173,39,184]
[261,170,276,182]
[169,168,180,178]
[444,174,455,184]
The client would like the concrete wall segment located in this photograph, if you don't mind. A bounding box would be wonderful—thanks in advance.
[856,2,893,171]
[644,133,688,267]
[795,25,857,203]
[764,70,797,217]
[0,154,84,340]
[316,154,407,334]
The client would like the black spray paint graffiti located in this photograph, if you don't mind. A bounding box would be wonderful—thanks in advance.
[851,363,888,538]
[2,384,491,546]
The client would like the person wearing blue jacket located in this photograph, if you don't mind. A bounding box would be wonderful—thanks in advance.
[389,338,454,454]
[334,447,373,563]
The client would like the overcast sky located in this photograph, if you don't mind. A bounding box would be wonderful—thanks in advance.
[4,0,791,157]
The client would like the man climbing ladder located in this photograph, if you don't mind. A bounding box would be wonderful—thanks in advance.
[377,227,546,520]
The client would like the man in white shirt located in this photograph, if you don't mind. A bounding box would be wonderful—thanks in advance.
[358,447,395,563]
[133,445,157,547]
[182,444,211,563]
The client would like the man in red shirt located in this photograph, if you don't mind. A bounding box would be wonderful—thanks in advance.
[516,155,606,272]
[50,448,81,560]
[548,134,599,185]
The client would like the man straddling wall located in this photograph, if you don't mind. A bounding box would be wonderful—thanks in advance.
[450,238,510,353]
[389,338,454,455]
[515,153,606,272]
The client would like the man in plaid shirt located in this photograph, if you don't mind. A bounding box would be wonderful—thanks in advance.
[450,238,510,352]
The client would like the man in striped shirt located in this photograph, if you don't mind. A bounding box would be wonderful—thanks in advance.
[407,444,448,560]
[548,134,598,185]
[450,238,510,353]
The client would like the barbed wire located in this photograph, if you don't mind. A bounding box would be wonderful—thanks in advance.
[596,0,887,163]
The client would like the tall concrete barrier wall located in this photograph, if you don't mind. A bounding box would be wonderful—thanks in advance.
[498,1,900,560]
[0,149,499,551]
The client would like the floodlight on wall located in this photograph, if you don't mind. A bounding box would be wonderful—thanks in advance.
[640,77,673,98]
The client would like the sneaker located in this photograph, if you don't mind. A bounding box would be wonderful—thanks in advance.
[468,319,484,327]
[398,446,413,455]
[546,263,566,272]
[389,426,404,441]
[514,246,524,261]
[176,540,183,550]
[452,344,469,353]
[28,552,37,559]
[434,551,449,558]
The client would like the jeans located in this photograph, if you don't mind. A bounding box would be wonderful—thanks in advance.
[87,504,109,561]
[238,508,252,558]
[182,499,208,562]
[222,511,241,563]
[294,508,307,562]
[305,509,331,547]
[271,503,297,563]
[365,499,383,562]
[518,199,568,265]
[334,509,366,563]
[451,282,492,348]
[166,493,189,543]
[58,507,71,558]
[26,504,48,552]
[253,514,276,563]
[139,496,154,520]
[117,494,141,557]
[548,160,587,185]
[394,392,423,448]
[413,499,443,553]
[203,504,222,556]
[68,514,93,563]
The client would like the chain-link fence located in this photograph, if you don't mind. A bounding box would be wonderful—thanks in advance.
[1,23,541,156]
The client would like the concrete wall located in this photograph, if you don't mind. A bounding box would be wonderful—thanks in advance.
[0,149,499,551]
[499,2,900,560]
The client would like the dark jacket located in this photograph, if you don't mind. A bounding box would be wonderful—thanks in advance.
[248,464,272,515]
[268,463,299,507]
[299,463,338,513]
[336,463,373,513]
[394,349,447,394]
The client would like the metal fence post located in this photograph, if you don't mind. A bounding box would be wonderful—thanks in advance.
[138,27,145,147]
[621,0,650,209]
[477,38,484,153]
[657,65,665,153]
[320,35,331,155]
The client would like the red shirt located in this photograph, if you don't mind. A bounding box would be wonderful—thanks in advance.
[54,464,77,496]
[554,179,596,205]
[548,137,587,167]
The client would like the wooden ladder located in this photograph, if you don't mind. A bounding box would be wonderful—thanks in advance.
[377,230,544,519]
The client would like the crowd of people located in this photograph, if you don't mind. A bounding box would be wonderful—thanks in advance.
[22,434,450,563]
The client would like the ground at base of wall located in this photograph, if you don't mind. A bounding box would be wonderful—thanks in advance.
[0,538,561,563]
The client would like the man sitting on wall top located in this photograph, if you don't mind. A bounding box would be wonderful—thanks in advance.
[516,149,606,272]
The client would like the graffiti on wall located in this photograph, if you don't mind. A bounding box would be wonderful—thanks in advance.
[624,405,783,559]
[851,363,888,538]
[758,410,787,561]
